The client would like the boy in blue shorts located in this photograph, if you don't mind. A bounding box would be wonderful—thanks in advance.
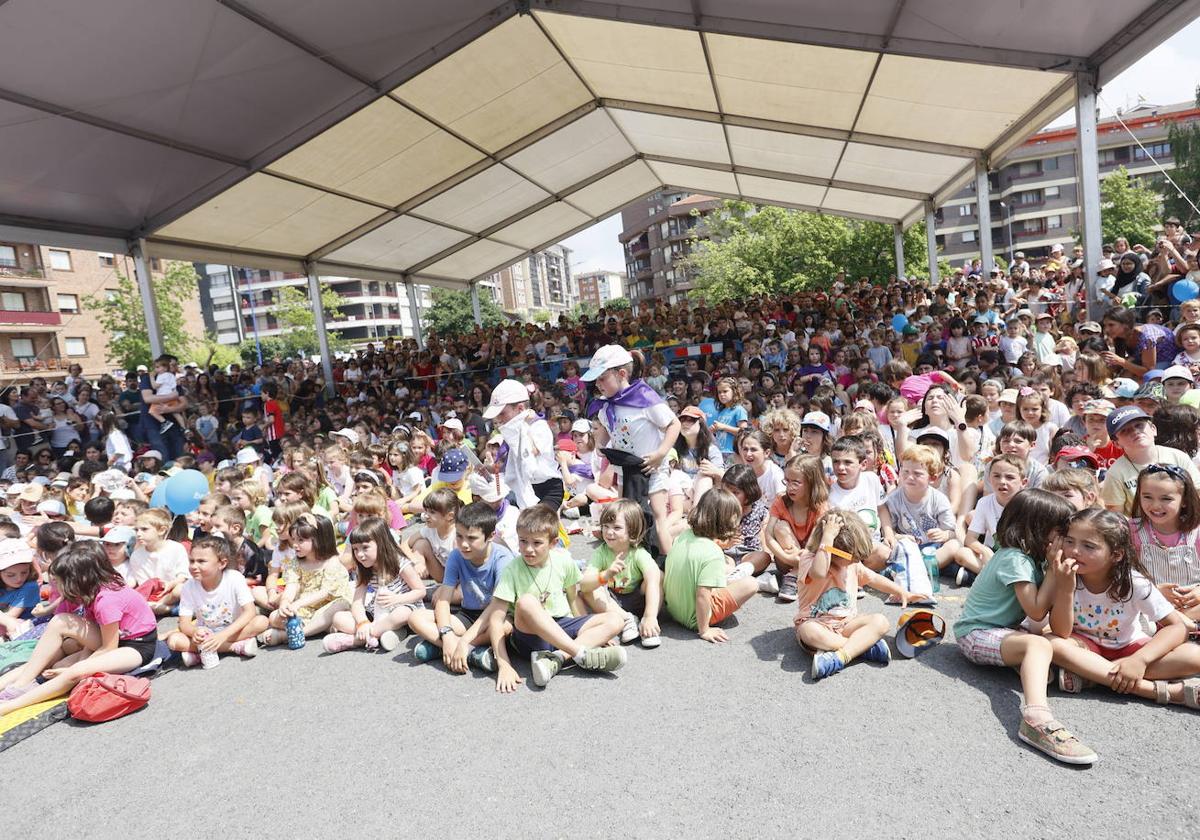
[490,505,626,689]
[409,502,514,675]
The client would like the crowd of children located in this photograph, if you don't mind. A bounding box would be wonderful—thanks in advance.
[2,258,1200,768]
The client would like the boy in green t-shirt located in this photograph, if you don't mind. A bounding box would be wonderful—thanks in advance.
[580,499,663,648]
[490,505,626,689]
[663,489,758,642]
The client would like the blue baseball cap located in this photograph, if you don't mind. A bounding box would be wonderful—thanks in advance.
[438,448,469,482]
[1106,405,1150,438]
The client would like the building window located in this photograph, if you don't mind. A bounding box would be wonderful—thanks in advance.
[962,230,977,243]
[47,249,72,271]
[1045,185,1060,198]
[0,246,15,268]
[57,293,79,312]
[0,292,23,311]
[97,252,116,268]
[1015,189,1041,205]
[1133,142,1171,161]
[65,338,87,356]
[958,204,973,217]
[104,288,119,302]
[1044,156,1059,171]
[1047,215,1063,229]
[9,339,33,360]
[1015,160,1041,177]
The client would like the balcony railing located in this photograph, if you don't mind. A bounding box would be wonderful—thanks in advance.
[0,310,62,326]
[0,265,47,281]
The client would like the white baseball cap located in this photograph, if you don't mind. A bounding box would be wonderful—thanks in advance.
[1163,364,1195,383]
[439,418,464,433]
[483,379,532,419]
[571,418,592,434]
[0,538,34,571]
[580,344,634,382]
[800,411,832,434]
[236,447,261,465]
[330,428,360,446]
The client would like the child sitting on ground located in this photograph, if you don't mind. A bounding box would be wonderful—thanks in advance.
[719,464,772,579]
[885,445,976,585]
[400,487,460,582]
[763,454,829,601]
[954,489,1096,766]
[663,488,759,644]
[128,508,189,616]
[1050,507,1200,707]
[1041,467,1101,512]
[324,517,424,654]
[0,539,39,639]
[490,505,626,689]
[409,501,515,673]
[580,499,662,648]
[796,511,925,679]
[259,514,351,646]
[168,536,267,668]
[827,436,892,571]
[964,454,1028,570]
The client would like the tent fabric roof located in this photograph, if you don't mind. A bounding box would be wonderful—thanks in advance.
[1,0,1196,289]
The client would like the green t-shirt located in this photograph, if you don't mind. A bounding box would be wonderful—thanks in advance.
[493,547,579,619]
[315,486,338,517]
[663,529,727,630]
[954,547,1043,640]
[588,544,652,594]
[246,504,273,543]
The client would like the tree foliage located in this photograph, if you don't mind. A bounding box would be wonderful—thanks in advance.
[238,284,350,363]
[685,201,936,303]
[425,288,506,336]
[1100,165,1160,247]
[606,296,631,311]
[530,309,552,324]
[1163,104,1200,229]
[84,261,197,370]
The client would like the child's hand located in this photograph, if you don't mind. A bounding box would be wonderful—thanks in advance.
[1175,584,1200,610]
[640,452,665,474]
[445,638,469,674]
[375,589,401,609]
[608,556,626,578]
[1108,656,1147,693]
[925,528,950,543]
[640,615,660,640]
[279,601,296,618]
[700,627,728,644]
[495,661,523,694]
[354,622,372,645]
[198,630,224,653]
[821,516,843,543]
[899,590,927,607]
[969,542,985,558]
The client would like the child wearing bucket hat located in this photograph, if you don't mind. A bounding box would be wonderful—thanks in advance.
[796,511,928,679]
[0,539,39,640]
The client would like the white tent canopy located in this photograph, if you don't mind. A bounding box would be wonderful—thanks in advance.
[1,0,1197,295]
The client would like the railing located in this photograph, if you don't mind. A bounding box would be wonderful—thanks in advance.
[0,310,61,326]
[0,265,47,281]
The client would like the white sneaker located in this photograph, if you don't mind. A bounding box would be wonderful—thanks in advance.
[561,506,580,519]
[757,572,780,594]
[180,651,200,667]
[620,613,640,644]
[640,634,661,649]
[728,562,755,582]
[379,630,401,652]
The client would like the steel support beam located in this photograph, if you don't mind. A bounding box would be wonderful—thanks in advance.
[130,239,164,358]
[974,160,995,279]
[304,262,335,395]
[406,282,424,349]
[893,222,906,280]
[924,201,940,286]
[1075,74,1105,322]
[470,282,482,327]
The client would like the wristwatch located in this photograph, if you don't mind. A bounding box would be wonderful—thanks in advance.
[957,422,967,431]
[438,626,453,636]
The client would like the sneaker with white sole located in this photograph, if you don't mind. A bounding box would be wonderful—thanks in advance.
[728,562,755,582]
[777,571,799,602]
[467,645,497,673]
[640,634,661,648]
[322,632,358,654]
[1017,719,1097,765]
[531,650,564,686]
[378,630,401,652]
[620,613,640,644]
[231,638,257,658]
[863,639,891,665]
[578,645,627,673]
[180,651,201,668]
[757,572,780,595]
[199,649,220,669]
[955,566,978,587]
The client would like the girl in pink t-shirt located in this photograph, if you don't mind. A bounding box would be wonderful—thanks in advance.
[0,542,158,717]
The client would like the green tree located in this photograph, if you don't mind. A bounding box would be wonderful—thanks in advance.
[1100,165,1160,247]
[1162,89,1200,228]
[199,332,242,370]
[425,288,506,336]
[84,260,196,370]
[276,284,351,359]
[531,309,552,324]
[606,296,631,311]
[839,219,930,282]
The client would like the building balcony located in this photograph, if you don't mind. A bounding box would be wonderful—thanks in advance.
[0,309,61,329]
[635,267,653,282]
[629,241,650,258]
[0,265,51,286]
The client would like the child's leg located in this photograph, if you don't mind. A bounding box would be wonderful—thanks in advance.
[999,632,1055,723]
[221,615,269,646]
[709,577,758,624]
[513,594,621,657]
[743,550,772,575]
[0,644,141,717]
[0,612,93,691]
[937,540,981,574]
[370,606,414,635]
[691,475,714,504]
[1052,636,1198,703]
[797,614,889,661]
[166,630,196,653]
[303,600,348,637]
[409,608,469,645]
[866,542,891,572]
[648,490,672,555]
[770,521,800,570]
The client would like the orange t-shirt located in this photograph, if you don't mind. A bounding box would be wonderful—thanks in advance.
[770,496,824,546]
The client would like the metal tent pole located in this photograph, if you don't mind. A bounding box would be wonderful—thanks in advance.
[924,201,940,285]
[130,239,163,358]
[1075,73,1104,321]
[304,262,334,394]
[975,160,995,279]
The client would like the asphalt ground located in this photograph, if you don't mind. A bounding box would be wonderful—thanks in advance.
[5,534,1200,838]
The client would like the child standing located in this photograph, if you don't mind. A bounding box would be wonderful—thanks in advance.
[796,511,925,679]
[491,505,626,688]
[583,345,681,556]
[324,517,424,654]
[167,536,267,668]
[954,490,1097,765]
[706,377,747,457]
[663,489,759,643]
[0,542,158,717]
[1050,507,1199,707]
[259,515,351,645]
[581,499,663,648]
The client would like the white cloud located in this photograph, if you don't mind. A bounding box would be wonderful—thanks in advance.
[558,213,625,275]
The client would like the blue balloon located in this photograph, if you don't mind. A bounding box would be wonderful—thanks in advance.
[149,482,168,510]
[163,469,209,515]
[1171,279,1200,303]
[891,314,909,332]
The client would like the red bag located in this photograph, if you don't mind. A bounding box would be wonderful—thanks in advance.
[67,673,151,722]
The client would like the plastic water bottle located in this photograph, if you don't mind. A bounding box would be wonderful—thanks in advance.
[285,615,306,649]
[920,543,941,593]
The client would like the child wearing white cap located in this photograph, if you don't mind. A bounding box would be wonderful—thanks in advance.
[483,379,560,509]
[583,345,680,555]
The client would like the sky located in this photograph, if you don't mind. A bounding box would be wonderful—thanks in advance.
[560,19,1200,276]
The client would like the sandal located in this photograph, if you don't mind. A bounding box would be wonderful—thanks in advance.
[1153,680,1172,705]
[1058,668,1090,694]
[1182,678,1200,709]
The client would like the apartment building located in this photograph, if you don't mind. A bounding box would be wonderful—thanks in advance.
[0,241,205,379]
[196,265,429,348]
[484,244,576,319]
[576,270,626,308]
[620,191,720,305]
[936,100,1199,264]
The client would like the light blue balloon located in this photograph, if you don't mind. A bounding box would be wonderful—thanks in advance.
[891,313,909,332]
[163,469,209,515]
[1171,278,1200,303]
[149,482,168,510]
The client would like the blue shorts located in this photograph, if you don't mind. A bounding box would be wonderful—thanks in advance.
[510,614,592,654]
